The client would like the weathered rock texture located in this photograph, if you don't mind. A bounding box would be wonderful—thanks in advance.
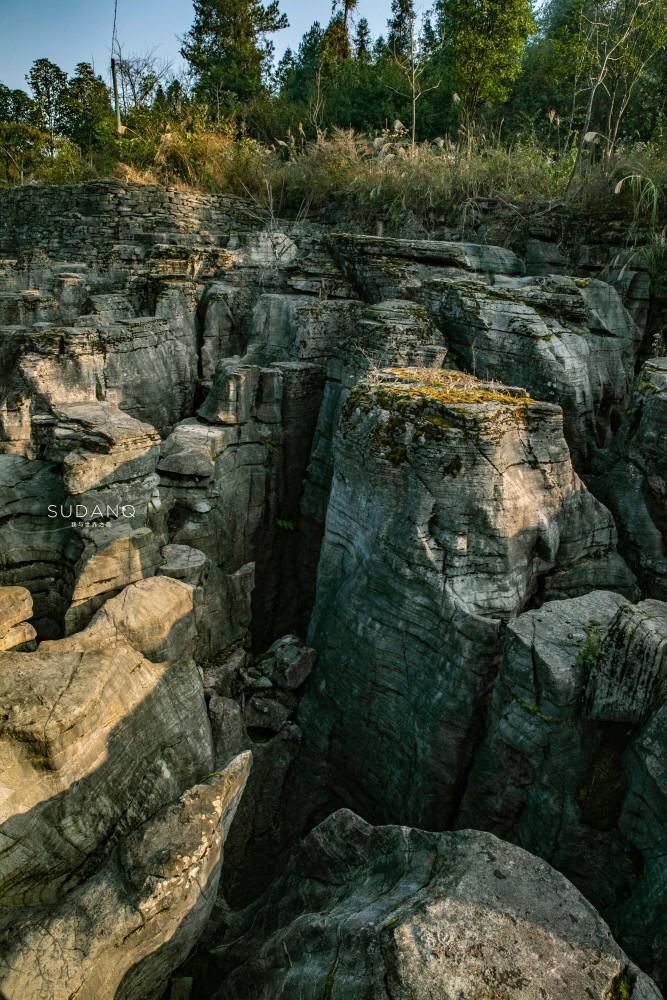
[0,584,36,650]
[457,591,667,987]
[209,808,661,1000]
[0,575,251,997]
[0,576,211,903]
[298,368,635,831]
[0,753,250,1000]
[0,181,663,995]
[331,234,642,469]
[596,357,667,599]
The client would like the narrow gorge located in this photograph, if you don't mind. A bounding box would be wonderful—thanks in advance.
[0,180,665,999]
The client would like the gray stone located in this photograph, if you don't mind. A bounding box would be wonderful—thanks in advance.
[212,809,661,1000]
[0,753,251,1000]
[298,369,635,830]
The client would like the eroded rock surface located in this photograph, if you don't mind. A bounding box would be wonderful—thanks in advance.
[297,368,635,830]
[331,234,642,469]
[458,591,667,987]
[0,574,253,998]
[597,358,667,599]
[0,576,211,904]
[210,808,661,1000]
[0,181,663,996]
[0,753,250,1000]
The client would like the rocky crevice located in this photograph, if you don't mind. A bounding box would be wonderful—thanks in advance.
[0,181,665,997]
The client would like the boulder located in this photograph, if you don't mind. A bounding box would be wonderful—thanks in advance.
[0,576,212,905]
[211,809,661,1000]
[0,585,35,651]
[458,591,667,989]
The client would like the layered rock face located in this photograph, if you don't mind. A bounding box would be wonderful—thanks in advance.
[210,809,661,1000]
[332,233,642,469]
[0,181,664,996]
[457,591,667,986]
[0,754,250,1000]
[298,368,635,830]
[596,357,667,599]
[0,575,251,997]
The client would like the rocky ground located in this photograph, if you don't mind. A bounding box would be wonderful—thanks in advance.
[0,181,665,998]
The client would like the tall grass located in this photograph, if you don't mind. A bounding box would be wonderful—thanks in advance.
[112,123,667,235]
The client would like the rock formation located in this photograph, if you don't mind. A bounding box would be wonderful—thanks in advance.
[457,591,667,986]
[0,180,664,995]
[0,753,250,1000]
[209,809,661,1000]
[297,367,635,830]
[0,573,251,996]
[595,357,667,599]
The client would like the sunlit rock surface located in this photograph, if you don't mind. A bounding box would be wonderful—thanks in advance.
[0,753,250,1000]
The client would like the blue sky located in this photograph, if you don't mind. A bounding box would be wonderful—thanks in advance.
[0,0,392,91]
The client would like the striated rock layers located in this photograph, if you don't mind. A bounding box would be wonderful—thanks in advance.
[298,368,636,830]
[596,357,667,600]
[458,590,667,987]
[0,182,664,995]
[210,808,661,1000]
[332,233,643,470]
[0,754,250,1000]
[0,576,251,998]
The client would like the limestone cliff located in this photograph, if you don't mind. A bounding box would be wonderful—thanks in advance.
[0,181,664,997]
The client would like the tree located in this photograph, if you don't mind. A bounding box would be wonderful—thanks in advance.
[432,0,536,123]
[0,85,33,125]
[567,0,667,178]
[181,0,288,119]
[113,46,174,113]
[387,0,416,57]
[354,18,372,62]
[27,58,67,155]
[62,63,113,160]
[0,123,49,184]
[385,9,441,148]
[333,0,359,34]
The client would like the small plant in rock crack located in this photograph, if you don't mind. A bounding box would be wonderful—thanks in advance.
[276,518,296,532]
[614,970,632,1000]
[576,620,603,680]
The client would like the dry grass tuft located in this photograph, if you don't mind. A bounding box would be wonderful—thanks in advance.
[381,367,535,407]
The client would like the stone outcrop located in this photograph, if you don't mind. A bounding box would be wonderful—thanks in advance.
[596,358,667,599]
[0,574,251,997]
[457,591,667,987]
[297,368,635,831]
[0,576,211,904]
[0,181,663,995]
[0,585,36,651]
[0,753,250,1000]
[331,234,642,469]
[209,808,661,1000]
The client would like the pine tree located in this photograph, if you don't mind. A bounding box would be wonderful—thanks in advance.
[387,0,416,57]
[354,18,372,62]
[181,0,288,118]
[62,64,113,160]
[332,0,359,33]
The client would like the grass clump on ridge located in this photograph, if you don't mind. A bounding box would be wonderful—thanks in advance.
[380,368,535,407]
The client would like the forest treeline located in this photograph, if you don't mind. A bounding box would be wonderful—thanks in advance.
[1,0,666,229]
